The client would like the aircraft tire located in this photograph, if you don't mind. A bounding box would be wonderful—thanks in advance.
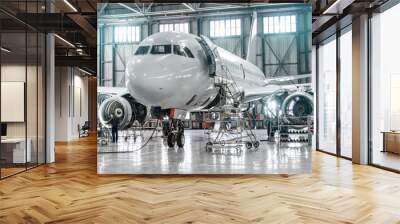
[177,133,185,148]
[253,141,260,149]
[246,141,253,149]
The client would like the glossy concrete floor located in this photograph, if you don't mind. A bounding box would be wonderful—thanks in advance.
[98,130,312,174]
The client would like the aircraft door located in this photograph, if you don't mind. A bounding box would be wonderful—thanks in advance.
[197,36,216,77]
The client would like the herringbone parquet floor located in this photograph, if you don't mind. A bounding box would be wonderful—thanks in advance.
[1,136,400,223]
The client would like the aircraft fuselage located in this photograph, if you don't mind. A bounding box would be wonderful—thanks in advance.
[125,32,265,111]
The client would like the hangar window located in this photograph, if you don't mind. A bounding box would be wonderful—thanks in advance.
[159,23,189,33]
[150,45,172,54]
[210,19,241,37]
[134,46,150,55]
[263,15,296,34]
[114,25,140,43]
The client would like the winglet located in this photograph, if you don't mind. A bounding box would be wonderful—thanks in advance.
[246,11,257,65]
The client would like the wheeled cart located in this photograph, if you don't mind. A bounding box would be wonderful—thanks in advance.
[204,117,260,154]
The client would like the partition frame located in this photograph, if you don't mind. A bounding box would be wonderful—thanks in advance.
[315,5,400,173]
[0,0,47,180]
[368,3,400,173]
[315,23,353,161]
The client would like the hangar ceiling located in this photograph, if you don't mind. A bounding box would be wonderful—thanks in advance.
[0,0,394,77]
[97,2,313,86]
[98,3,310,23]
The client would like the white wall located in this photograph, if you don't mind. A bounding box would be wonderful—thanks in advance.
[71,73,89,138]
[55,67,68,141]
[55,67,89,141]
[1,63,46,164]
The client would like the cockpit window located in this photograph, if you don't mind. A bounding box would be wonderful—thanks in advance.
[150,45,171,54]
[173,45,187,57]
[183,47,194,58]
[134,46,150,55]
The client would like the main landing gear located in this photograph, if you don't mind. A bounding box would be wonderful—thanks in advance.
[163,119,185,148]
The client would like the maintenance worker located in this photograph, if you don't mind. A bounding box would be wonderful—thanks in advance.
[110,114,119,143]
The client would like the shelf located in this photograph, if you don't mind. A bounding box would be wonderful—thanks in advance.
[280,133,309,135]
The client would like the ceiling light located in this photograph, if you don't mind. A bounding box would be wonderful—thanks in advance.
[1,47,11,53]
[63,0,78,12]
[54,34,75,48]
[182,3,195,11]
[78,67,93,76]
[322,0,353,15]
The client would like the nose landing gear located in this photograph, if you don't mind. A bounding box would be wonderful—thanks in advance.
[163,119,185,148]
[176,132,185,148]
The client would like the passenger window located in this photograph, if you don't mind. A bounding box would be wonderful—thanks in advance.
[173,45,186,57]
[150,45,172,54]
[134,46,150,55]
[183,47,194,58]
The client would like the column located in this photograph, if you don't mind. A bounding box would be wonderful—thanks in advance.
[352,14,369,164]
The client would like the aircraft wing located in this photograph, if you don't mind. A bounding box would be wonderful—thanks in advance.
[242,83,311,103]
[97,86,129,96]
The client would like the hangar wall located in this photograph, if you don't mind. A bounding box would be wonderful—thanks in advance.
[98,4,312,88]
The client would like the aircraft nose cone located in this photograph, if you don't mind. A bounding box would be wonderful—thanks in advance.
[126,56,174,105]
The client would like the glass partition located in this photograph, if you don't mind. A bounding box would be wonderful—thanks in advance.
[371,3,400,171]
[1,30,28,177]
[0,0,46,179]
[317,36,337,154]
[38,32,46,165]
[27,31,38,169]
[339,28,352,158]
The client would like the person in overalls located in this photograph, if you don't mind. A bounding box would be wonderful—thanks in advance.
[110,114,119,143]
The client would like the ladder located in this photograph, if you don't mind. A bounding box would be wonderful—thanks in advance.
[205,51,260,153]
[214,63,243,108]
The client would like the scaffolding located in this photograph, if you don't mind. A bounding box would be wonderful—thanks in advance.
[203,57,260,154]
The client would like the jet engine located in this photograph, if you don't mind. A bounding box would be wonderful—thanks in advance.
[281,91,313,124]
[264,91,289,119]
[98,95,147,130]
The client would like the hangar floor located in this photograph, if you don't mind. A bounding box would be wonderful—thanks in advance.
[97,130,311,174]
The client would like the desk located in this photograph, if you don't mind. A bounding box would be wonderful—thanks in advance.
[382,131,400,154]
[1,138,31,163]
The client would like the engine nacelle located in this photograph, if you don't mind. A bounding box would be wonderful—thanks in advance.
[98,96,132,130]
[281,91,313,124]
[239,102,255,112]
[263,91,288,119]
[98,95,147,130]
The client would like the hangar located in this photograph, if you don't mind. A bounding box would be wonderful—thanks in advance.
[1,1,400,223]
[96,3,314,174]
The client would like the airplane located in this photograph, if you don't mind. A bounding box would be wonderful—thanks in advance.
[98,30,313,148]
